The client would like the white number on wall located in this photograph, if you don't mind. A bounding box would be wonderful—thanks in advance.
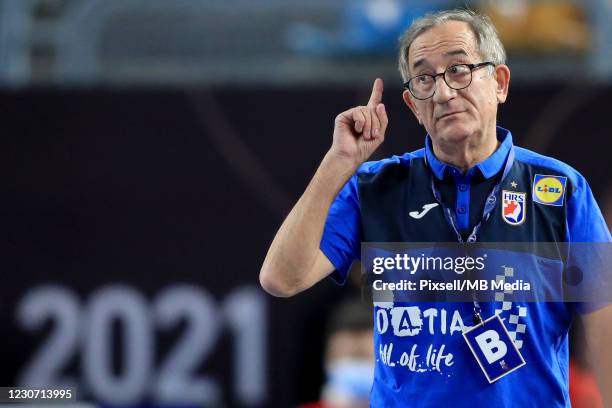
[15,284,267,406]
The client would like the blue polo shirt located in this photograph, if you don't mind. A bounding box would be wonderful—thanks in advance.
[425,129,512,236]
[320,127,611,407]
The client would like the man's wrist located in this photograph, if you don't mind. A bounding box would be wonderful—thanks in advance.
[302,151,359,205]
[321,150,361,179]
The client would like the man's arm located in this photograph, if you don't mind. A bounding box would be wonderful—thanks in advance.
[259,153,357,297]
[581,304,612,407]
[259,79,388,297]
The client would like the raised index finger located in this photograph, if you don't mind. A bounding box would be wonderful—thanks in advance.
[367,78,384,107]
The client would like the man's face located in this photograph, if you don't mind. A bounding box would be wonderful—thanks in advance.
[403,21,509,145]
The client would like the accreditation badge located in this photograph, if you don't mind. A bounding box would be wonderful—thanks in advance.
[462,314,526,383]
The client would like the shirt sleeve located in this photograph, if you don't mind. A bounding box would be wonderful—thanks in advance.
[566,175,612,314]
[566,176,611,243]
[320,174,362,285]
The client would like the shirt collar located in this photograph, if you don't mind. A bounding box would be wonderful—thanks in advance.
[425,126,514,180]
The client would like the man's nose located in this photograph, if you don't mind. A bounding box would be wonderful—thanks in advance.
[432,75,456,103]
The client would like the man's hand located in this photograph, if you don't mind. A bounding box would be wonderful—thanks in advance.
[330,78,388,167]
[260,78,388,297]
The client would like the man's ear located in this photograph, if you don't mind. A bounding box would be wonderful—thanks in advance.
[402,90,423,125]
[494,64,510,104]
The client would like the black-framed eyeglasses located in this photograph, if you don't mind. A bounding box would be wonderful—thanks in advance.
[403,62,495,100]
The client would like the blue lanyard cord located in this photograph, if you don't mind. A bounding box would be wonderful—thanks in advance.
[427,146,516,323]
[429,146,515,244]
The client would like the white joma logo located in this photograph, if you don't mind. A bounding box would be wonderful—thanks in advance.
[409,203,439,219]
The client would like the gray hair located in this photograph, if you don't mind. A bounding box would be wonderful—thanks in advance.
[398,8,507,82]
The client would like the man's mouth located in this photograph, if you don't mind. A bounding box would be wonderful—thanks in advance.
[437,111,463,120]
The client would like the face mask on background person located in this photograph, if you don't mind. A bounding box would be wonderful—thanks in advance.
[320,358,374,408]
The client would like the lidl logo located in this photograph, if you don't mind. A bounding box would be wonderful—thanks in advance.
[533,174,567,206]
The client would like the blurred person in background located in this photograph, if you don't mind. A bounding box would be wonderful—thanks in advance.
[570,316,605,408]
[261,7,612,407]
[301,298,374,408]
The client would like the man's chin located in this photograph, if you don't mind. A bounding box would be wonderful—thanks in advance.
[433,125,473,144]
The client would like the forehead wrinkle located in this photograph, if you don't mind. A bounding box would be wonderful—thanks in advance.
[409,28,478,72]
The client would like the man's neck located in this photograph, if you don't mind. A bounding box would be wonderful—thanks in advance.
[432,130,499,173]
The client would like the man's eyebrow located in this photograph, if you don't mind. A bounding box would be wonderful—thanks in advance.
[411,58,427,72]
[445,49,469,58]
[411,50,469,72]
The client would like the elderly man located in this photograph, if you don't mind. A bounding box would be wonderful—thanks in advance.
[260,9,612,407]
